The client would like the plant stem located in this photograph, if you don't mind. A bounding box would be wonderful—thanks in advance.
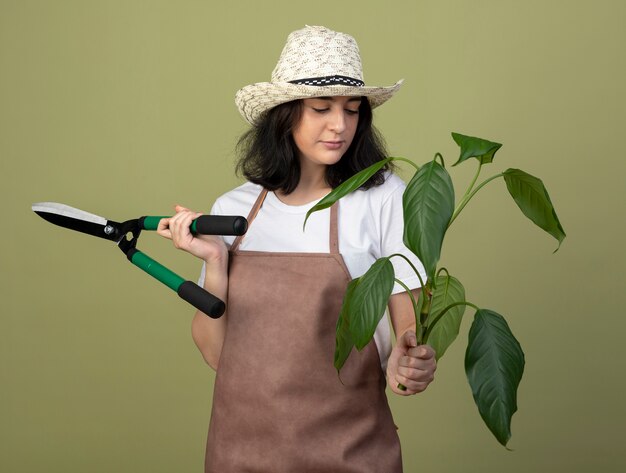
[394,278,420,331]
[417,284,431,344]
[448,172,504,227]
[388,254,431,344]
[466,162,483,197]
[422,301,480,343]
[434,153,445,167]
[389,253,426,294]
[450,162,484,226]
[390,265,430,393]
[393,280,429,393]
[391,157,420,172]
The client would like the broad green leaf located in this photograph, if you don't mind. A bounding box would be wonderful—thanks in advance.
[349,257,395,350]
[403,161,455,281]
[424,275,466,360]
[465,309,525,447]
[334,278,360,372]
[503,168,566,251]
[452,132,503,166]
[304,157,394,229]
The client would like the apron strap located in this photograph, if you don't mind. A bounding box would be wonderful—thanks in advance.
[230,187,340,255]
[329,200,340,255]
[230,188,268,252]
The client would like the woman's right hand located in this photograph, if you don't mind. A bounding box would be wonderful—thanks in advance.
[157,204,228,265]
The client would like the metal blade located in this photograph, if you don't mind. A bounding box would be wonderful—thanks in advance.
[32,202,119,241]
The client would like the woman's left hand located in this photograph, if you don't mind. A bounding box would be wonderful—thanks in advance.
[386,330,436,396]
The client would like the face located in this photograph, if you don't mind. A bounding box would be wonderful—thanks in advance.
[292,96,361,169]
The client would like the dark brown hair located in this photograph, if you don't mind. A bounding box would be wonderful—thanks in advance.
[235,97,393,194]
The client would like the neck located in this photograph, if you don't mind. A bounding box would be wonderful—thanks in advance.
[275,161,330,206]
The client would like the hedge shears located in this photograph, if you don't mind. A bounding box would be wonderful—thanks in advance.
[32,202,247,318]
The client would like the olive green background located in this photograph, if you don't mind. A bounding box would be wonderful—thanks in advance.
[2,0,625,472]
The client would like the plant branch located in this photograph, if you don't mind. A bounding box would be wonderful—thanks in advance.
[466,161,483,197]
[393,278,426,393]
[434,153,445,167]
[391,157,420,172]
[394,278,420,331]
[448,172,504,227]
[423,301,480,343]
[389,253,427,293]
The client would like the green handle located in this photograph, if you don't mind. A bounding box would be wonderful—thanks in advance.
[127,249,225,318]
[141,216,169,231]
[142,216,199,232]
[140,215,247,236]
[129,249,184,291]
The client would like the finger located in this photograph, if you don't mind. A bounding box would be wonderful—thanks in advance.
[169,210,195,233]
[400,354,437,376]
[408,344,436,360]
[156,217,170,231]
[171,213,194,247]
[157,228,173,239]
[399,354,429,369]
[170,209,200,230]
[174,204,190,212]
[175,210,201,230]
[394,373,431,394]
[398,330,418,350]
[397,365,435,383]
[156,217,172,239]
[172,211,204,249]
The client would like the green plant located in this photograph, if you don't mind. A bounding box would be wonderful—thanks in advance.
[304,132,565,447]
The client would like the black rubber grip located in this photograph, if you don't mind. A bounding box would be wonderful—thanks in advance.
[177,281,226,318]
[194,215,248,236]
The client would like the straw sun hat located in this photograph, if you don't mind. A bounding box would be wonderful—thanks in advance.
[235,25,403,125]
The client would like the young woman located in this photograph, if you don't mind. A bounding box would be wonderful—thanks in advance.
[159,25,436,473]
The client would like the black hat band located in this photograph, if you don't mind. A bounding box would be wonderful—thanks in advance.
[289,75,365,87]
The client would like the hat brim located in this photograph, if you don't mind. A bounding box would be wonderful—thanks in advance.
[235,79,403,125]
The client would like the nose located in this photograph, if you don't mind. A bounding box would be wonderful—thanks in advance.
[328,108,347,134]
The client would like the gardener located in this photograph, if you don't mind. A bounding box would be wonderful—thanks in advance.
[158,25,437,473]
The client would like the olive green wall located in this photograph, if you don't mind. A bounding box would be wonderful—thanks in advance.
[2,1,624,472]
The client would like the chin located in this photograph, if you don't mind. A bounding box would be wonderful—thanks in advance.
[322,150,347,165]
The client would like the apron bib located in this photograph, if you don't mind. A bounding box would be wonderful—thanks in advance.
[205,189,402,473]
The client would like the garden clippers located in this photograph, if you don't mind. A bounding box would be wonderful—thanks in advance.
[32,202,247,318]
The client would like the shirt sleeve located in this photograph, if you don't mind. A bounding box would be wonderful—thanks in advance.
[379,181,427,295]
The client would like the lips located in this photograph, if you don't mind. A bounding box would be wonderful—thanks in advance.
[321,141,344,150]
